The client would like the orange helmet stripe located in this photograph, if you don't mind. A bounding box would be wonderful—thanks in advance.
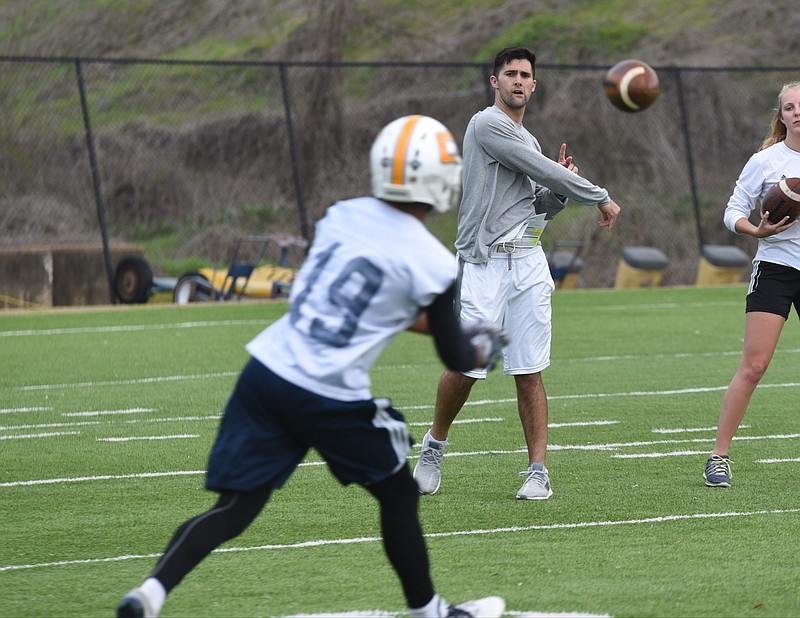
[391,114,421,184]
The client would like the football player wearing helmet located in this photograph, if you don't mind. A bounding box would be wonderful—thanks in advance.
[117,115,506,618]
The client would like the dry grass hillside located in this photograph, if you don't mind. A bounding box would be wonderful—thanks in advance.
[2,0,800,288]
[2,0,798,68]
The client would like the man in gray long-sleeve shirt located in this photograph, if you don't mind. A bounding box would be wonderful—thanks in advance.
[414,46,621,500]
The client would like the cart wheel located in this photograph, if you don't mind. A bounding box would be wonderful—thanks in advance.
[114,255,153,304]
[173,272,212,305]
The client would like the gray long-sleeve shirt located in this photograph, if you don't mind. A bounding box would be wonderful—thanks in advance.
[455,105,610,263]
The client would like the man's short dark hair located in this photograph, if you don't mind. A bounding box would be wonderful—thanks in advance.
[492,47,536,79]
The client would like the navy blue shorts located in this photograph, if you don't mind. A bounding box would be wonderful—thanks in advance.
[746,261,800,320]
[205,358,413,492]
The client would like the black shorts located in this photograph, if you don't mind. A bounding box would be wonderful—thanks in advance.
[205,358,413,492]
[746,260,800,320]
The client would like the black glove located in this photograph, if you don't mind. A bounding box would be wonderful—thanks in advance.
[463,322,510,371]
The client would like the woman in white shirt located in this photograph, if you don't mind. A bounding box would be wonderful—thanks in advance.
[704,81,800,488]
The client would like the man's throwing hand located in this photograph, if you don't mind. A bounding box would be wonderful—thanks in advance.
[597,199,621,231]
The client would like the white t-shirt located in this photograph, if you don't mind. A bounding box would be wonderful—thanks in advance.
[247,197,457,401]
[724,141,800,270]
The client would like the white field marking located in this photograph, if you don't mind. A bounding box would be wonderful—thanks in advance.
[0,416,617,433]
[547,433,800,451]
[503,610,611,618]
[2,507,798,573]
[4,432,797,487]
[592,300,740,311]
[0,416,220,433]
[402,384,741,411]
[612,450,709,459]
[0,470,206,487]
[97,434,200,442]
[0,460,329,488]
[652,425,750,434]
[547,381,800,401]
[0,319,266,337]
[549,420,618,428]
[301,607,615,617]
[62,408,154,417]
[0,431,80,440]
[123,415,220,423]
[17,371,238,391]
[407,419,617,429]
[757,457,800,463]
[423,432,800,458]
[383,345,800,369]
[408,416,503,427]
[283,613,396,617]
[0,406,51,414]
[563,350,738,363]
[0,421,101,431]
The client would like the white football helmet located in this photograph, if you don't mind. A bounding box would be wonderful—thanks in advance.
[370,115,463,213]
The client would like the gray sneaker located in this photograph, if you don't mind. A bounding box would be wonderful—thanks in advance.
[516,463,553,500]
[441,595,505,618]
[704,454,732,487]
[117,588,157,618]
[413,431,447,495]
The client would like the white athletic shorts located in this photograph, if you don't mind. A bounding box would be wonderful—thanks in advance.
[458,246,554,379]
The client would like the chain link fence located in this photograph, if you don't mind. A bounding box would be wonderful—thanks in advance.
[1,55,797,305]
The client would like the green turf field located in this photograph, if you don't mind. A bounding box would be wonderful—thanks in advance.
[2,285,800,617]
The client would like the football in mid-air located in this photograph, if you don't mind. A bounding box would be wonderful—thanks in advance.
[761,177,800,224]
[603,59,660,113]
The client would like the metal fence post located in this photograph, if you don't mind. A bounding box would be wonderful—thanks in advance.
[674,66,705,251]
[279,62,310,246]
[75,58,116,303]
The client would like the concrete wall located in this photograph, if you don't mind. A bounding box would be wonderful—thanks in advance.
[0,243,143,308]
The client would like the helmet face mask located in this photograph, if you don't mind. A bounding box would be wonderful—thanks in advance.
[370,115,463,213]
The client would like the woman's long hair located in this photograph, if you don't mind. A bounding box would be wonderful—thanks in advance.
[760,81,800,150]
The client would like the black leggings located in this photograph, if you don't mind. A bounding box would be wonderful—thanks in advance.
[150,465,434,609]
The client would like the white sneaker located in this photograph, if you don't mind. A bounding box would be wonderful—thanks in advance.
[516,463,553,500]
[444,596,505,617]
[117,588,158,618]
[413,431,447,495]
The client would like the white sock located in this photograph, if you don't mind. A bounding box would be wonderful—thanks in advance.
[141,577,167,614]
[426,431,447,448]
[408,593,445,618]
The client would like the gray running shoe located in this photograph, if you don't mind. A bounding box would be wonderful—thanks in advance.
[413,431,447,495]
[704,454,732,487]
[516,463,553,500]
[442,595,505,617]
[117,588,157,618]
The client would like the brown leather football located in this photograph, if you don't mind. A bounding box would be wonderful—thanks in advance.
[762,177,800,224]
[603,59,660,113]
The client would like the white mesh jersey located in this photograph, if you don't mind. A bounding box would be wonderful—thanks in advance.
[247,197,457,402]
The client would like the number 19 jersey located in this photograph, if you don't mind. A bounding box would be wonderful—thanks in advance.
[246,197,457,402]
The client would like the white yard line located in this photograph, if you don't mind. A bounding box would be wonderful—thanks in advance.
[16,371,239,391]
[2,507,798,574]
[408,417,504,426]
[0,320,266,337]
[0,406,51,414]
[652,425,750,434]
[97,434,200,442]
[612,450,710,459]
[0,431,80,440]
[62,408,154,417]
